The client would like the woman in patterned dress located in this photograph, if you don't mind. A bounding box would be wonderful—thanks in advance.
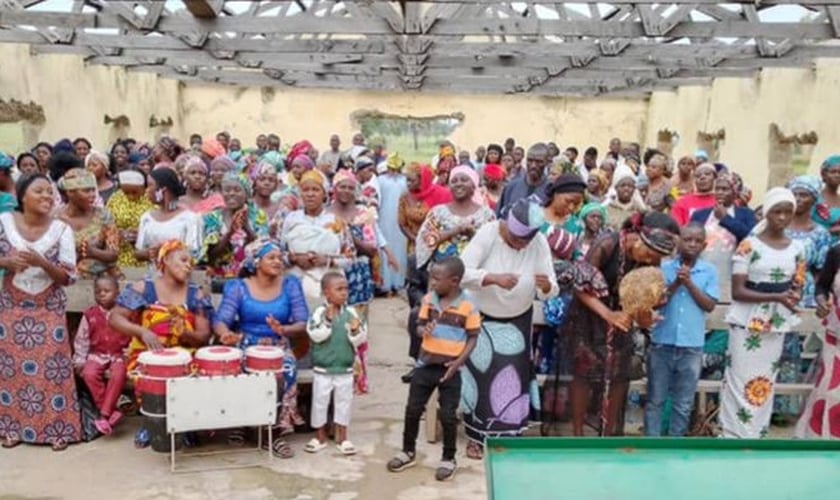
[202,172,269,291]
[720,188,806,438]
[56,168,120,279]
[0,174,81,451]
[106,169,154,270]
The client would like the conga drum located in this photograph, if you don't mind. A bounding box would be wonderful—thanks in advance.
[137,348,192,453]
[194,346,243,376]
[243,345,285,374]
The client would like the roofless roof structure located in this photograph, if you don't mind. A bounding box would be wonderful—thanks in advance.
[3,0,840,96]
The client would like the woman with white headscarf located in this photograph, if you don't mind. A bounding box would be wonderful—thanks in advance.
[720,187,806,438]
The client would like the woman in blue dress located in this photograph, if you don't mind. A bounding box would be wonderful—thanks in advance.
[214,238,309,457]
[814,155,840,243]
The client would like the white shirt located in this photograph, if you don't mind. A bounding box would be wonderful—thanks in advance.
[460,221,559,318]
[136,209,202,258]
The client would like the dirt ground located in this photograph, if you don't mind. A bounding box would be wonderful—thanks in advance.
[0,297,488,500]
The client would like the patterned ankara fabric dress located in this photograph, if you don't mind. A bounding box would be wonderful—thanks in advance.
[0,213,82,445]
[720,237,806,438]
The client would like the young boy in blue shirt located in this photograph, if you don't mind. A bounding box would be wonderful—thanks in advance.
[645,222,719,436]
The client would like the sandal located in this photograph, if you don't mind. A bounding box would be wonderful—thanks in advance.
[94,418,113,436]
[262,438,294,459]
[304,438,327,453]
[386,451,416,472]
[51,439,69,452]
[336,440,357,456]
[466,440,484,460]
[108,411,124,428]
[2,433,21,449]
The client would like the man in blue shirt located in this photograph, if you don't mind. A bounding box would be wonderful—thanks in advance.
[496,143,550,218]
[645,222,719,436]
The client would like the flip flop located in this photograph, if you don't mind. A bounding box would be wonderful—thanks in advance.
[336,440,357,456]
[108,411,124,428]
[94,418,112,436]
[2,433,21,449]
[304,438,327,454]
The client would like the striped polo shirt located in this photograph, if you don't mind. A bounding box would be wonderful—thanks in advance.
[417,291,481,366]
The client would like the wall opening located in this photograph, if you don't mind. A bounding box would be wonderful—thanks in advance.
[696,129,726,162]
[0,98,45,153]
[350,110,465,163]
[767,123,818,189]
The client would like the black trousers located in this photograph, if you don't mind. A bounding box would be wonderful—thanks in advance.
[406,254,428,360]
[402,364,461,461]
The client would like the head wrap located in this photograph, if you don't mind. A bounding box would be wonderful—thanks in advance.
[483,164,505,182]
[117,170,146,186]
[787,175,821,200]
[242,238,282,274]
[260,151,285,172]
[450,165,484,205]
[546,227,577,261]
[128,152,149,166]
[588,170,609,192]
[201,138,225,159]
[354,156,375,172]
[183,154,208,174]
[285,140,314,167]
[506,199,544,240]
[291,154,315,171]
[752,187,797,236]
[53,139,74,154]
[579,202,606,222]
[821,155,840,171]
[0,152,12,170]
[407,163,452,208]
[210,155,237,173]
[221,171,252,197]
[386,153,404,171]
[250,161,276,182]
[439,145,456,159]
[348,146,369,161]
[695,163,717,176]
[57,168,96,191]
[84,150,109,170]
[694,149,709,160]
[635,173,649,189]
[333,169,358,187]
[149,166,185,197]
[549,174,587,195]
[299,169,328,192]
[640,228,677,255]
[550,159,576,177]
[156,240,188,270]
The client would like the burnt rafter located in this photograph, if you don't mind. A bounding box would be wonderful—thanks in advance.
[1,1,840,96]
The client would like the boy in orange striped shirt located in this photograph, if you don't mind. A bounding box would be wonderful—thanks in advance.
[387,256,480,481]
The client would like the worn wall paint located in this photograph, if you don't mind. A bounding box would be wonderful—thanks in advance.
[2,43,840,197]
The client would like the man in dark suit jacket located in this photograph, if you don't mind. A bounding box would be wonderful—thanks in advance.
[690,176,757,243]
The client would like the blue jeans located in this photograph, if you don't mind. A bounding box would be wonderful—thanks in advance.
[644,343,703,437]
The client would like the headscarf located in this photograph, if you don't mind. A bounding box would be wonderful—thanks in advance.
[210,155,237,173]
[117,170,145,186]
[548,174,587,195]
[550,159,577,177]
[0,152,12,170]
[183,154,208,174]
[242,238,282,274]
[149,166,185,197]
[787,175,821,200]
[450,164,484,205]
[821,155,840,171]
[291,154,315,171]
[546,227,577,261]
[477,163,499,179]
[201,138,225,159]
[506,198,544,240]
[407,163,452,208]
[84,150,109,170]
[579,202,606,222]
[354,156,375,173]
[156,239,188,270]
[348,146,369,161]
[158,136,183,159]
[588,169,609,192]
[57,168,96,191]
[299,169,328,192]
[752,187,796,236]
[128,152,149,166]
[250,161,275,183]
[439,145,456,159]
[625,212,678,256]
[221,171,252,197]
[53,139,74,154]
[386,153,404,171]
[260,151,285,172]
[695,162,717,176]
[286,140,313,166]
[333,169,358,188]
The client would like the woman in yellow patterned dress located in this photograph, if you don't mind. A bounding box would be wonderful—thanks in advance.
[106,169,154,270]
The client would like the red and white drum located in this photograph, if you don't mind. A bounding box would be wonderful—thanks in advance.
[137,348,193,396]
[194,346,243,376]
[244,345,285,373]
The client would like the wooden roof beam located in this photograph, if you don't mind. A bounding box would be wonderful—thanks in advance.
[184,0,224,20]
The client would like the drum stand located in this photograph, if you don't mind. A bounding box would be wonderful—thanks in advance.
[165,372,278,473]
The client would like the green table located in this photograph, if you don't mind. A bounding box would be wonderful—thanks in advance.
[485,437,840,500]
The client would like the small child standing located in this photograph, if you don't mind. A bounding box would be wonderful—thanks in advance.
[72,276,130,435]
[644,223,719,436]
[387,256,479,482]
[305,271,367,455]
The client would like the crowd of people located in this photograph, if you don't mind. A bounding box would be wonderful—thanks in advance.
[0,131,839,482]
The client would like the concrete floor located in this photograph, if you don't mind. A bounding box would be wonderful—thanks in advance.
[0,297,489,500]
